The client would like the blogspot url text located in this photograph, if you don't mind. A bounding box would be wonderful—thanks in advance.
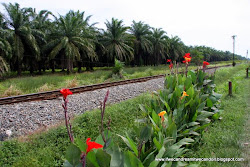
[155,158,245,162]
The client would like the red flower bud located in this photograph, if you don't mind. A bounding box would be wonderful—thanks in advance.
[86,138,103,154]
[60,88,73,99]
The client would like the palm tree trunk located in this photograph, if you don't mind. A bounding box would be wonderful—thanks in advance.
[51,60,55,73]
[38,61,42,74]
[77,61,82,73]
[17,61,21,76]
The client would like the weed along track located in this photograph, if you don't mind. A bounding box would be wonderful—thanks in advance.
[0,64,230,105]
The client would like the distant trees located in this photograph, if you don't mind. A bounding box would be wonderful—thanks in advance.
[100,18,134,62]
[2,3,43,75]
[167,36,185,61]
[0,2,246,76]
[44,10,96,73]
[130,21,152,66]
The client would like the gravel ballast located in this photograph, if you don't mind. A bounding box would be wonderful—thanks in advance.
[0,77,165,139]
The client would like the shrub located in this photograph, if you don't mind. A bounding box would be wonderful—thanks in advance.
[112,59,124,78]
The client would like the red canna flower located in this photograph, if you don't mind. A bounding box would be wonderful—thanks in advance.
[86,138,103,154]
[183,53,191,58]
[60,88,73,99]
[182,60,186,63]
[167,59,172,62]
[183,53,191,63]
[169,63,173,69]
[203,61,210,68]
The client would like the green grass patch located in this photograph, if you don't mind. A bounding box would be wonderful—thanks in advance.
[185,64,250,167]
[0,61,241,97]
[0,94,151,167]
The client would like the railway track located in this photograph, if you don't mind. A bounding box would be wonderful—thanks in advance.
[0,64,231,105]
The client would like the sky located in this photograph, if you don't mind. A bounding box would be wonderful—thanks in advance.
[0,0,249,57]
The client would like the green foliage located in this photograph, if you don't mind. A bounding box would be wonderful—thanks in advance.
[112,59,124,77]
[185,65,249,167]
[65,69,222,167]
[191,50,204,66]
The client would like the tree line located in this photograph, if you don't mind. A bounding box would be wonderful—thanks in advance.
[0,3,245,76]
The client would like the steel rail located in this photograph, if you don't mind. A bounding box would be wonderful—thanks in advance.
[0,64,232,105]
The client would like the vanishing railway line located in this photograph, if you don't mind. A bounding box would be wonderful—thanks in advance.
[0,64,231,105]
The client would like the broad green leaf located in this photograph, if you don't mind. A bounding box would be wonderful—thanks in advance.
[149,146,166,167]
[86,151,100,167]
[165,145,180,157]
[187,122,200,127]
[176,138,194,147]
[117,134,138,156]
[152,110,160,126]
[142,149,157,166]
[212,112,220,120]
[96,149,111,167]
[95,134,105,146]
[201,94,209,101]
[149,116,160,132]
[209,96,217,103]
[161,162,172,167]
[75,138,87,152]
[206,98,213,107]
[194,123,211,131]
[213,92,222,100]
[140,125,152,142]
[197,102,206,112]
[197,111,214,120]
[185,76,192,90]
[177,161,189,166]
[166,121,177,142]
[109,145,124,167]
[65,144,81,167]
[153,137,162,151]
[124,151,143,167]
[63,160,82,167]
[164,101,171,113]
[203,79,212,85]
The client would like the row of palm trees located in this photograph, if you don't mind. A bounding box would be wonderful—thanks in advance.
[0,3,245,76]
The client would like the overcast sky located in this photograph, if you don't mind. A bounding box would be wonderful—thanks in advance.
[1,0,249,57]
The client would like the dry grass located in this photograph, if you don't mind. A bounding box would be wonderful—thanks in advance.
[36,83,53,92]
[2,85,22,97]
[65,77,78,88]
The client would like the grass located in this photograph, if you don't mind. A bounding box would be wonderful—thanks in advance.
[185,64,250,167]
[0,94,151,167]
[0,63,248,167]
[0,60,242,97]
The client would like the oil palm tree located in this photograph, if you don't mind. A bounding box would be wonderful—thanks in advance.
[29,9,54,73]
[2,3,41,75]
[0,12,12,58]
[130,21,152,66]
[0,12,11,76]
[45,10,96,73]
[100,18,134,62]
[149,28,168,65]
[167,36,185,61]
